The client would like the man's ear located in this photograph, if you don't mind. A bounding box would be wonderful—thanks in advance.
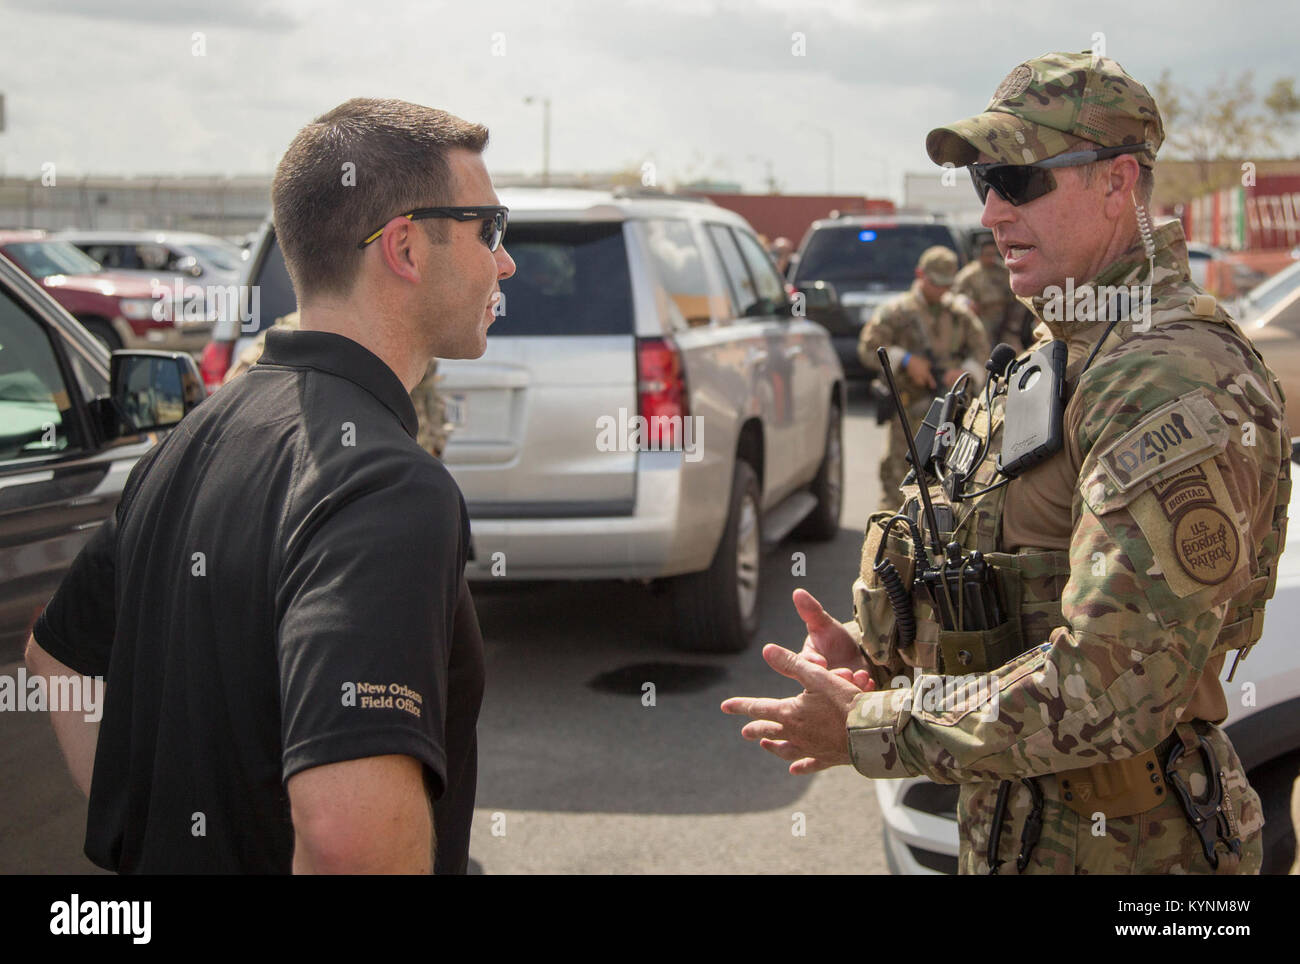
[377,217,423,285]
[1103,155,1141,216]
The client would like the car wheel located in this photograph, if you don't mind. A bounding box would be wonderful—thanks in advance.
[80,317,122,351]
[793,400,843,541]
[672,460,762,653]
[1249,748,1300,875]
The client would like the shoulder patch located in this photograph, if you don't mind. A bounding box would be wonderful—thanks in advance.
[1096,391,1228,495]
[1171,504,1240,586]
[1126,454,1249,600]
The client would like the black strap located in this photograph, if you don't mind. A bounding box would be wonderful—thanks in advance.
[1016,777,1046,872]
[986,779,1013,875]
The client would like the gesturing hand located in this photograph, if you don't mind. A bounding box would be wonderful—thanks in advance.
[720,644,876,775]
[793,588,867,675]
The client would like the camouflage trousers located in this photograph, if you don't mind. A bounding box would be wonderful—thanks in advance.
[878,397,931,511]
[958,721,1264,874]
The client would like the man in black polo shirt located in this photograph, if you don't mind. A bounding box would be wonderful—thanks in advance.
[24,98,515,874]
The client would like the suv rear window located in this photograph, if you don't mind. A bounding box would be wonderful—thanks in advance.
[493,222,632,336]
[794,224,958,286]
[251,238,297,334]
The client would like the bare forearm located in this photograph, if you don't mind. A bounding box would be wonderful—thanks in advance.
[24,635,102,796]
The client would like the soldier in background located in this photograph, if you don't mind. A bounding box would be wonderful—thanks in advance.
[225,311,452,457]
[858,245,989,509]
[769,237,795,278]
[724,51,1289,875]
[953,237,1029,350]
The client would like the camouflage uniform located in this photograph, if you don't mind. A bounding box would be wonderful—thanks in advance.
[847,53,1290,874]
[224,311,452,457]
[953,258,1024,350]
[859,252,990,510]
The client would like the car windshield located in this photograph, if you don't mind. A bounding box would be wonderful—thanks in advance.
[3,241,103,278]
[188,242,244,272]
[794,224,958,286]
[1245,262,1300,319]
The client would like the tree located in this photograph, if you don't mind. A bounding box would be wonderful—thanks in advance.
[1154,71,1300,192]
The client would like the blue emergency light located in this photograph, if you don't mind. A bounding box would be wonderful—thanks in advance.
[858,230,877,242]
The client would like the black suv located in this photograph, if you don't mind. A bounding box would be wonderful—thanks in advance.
[791,214,968,378]
[0,254,202,660]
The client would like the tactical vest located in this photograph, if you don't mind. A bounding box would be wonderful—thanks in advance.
[854,309,1290,684]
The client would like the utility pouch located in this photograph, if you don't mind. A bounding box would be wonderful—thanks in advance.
[854,510,918,666]
[937,619,1020,674]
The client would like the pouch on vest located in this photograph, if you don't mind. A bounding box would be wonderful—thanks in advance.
[854,510,918,667]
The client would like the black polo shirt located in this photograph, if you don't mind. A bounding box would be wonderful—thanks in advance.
[33,328,484,874]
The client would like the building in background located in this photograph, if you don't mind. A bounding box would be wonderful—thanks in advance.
[0,175,271,240]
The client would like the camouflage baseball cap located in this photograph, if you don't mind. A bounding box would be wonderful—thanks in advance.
[927,51,1164,168]
[918,246,958,286]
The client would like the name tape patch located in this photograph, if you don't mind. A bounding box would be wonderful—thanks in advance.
[1099,394,1223,493]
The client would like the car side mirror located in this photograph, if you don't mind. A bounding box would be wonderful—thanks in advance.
[176,255,203,278]
[91,350,207,439]
[796,281,839,312]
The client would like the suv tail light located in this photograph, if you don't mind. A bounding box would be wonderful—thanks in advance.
[636,337,688,449]
[200,340,234,393]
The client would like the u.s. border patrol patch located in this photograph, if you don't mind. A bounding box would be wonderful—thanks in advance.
[1172,505,1239,585]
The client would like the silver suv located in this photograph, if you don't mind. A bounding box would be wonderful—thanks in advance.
[206,189,846,652]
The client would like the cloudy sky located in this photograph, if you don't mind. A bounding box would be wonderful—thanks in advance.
[0,0,1296,201]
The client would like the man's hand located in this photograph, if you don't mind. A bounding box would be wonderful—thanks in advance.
[905,353,936,389]
[942,367,964,388]
[720,644,876,774]
[793,588,867,674]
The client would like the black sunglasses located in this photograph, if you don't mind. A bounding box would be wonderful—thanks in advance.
[969,145,1148,207]
[358,205,509,251]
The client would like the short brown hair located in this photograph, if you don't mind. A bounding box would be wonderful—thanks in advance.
[271,98,489,301]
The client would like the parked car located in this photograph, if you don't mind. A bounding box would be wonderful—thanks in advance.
[877,447,1300,874]
[204,190,846,652]
[789,214,968,378]
[58,230,246,286]
[0,253,203,660]
[1245,282,1300,406]
[1235,260,1300,327]
[0,230,210,354]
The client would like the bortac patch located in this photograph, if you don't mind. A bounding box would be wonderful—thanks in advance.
[1152,464,1216,518]
[1173,505,1240,585]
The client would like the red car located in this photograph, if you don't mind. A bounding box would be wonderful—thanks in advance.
[0,230,211,353]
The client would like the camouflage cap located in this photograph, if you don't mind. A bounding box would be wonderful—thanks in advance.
[927,51,1164,168]
[918,245,958,286]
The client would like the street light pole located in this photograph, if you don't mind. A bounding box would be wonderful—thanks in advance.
[800,123,833,194]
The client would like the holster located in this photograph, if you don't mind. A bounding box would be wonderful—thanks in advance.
[1054,735,1176,818]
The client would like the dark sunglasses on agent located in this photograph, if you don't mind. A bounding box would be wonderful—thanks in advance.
[357,205,509,251]
[969,144,1148,207]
